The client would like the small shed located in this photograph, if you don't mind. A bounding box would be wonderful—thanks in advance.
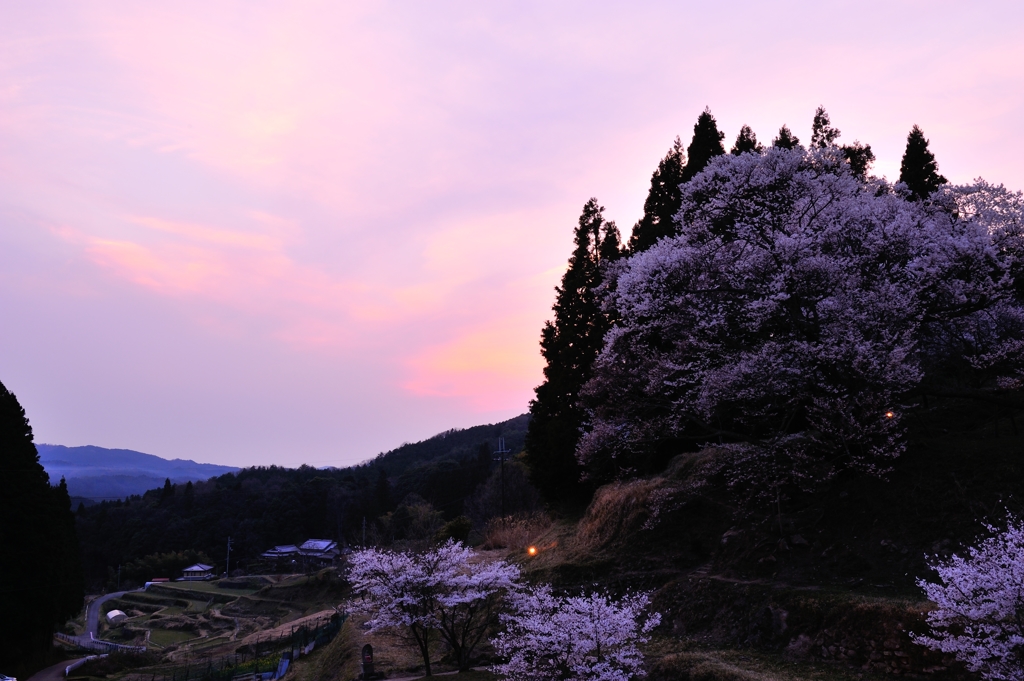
[106,609,128,625]
[181,563,214,580]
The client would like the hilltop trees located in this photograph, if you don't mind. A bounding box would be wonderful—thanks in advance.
[0,380,83,669]
[730,125,762,155]
[525,200,622,502]
[576,146,1024,492]
[772,125,801,149]
[900,125,948,200]
[680,108,726,183]
[810,106,876,177]
[810,106,841,148]
[914,518,1024,680]
[628,138,686,253]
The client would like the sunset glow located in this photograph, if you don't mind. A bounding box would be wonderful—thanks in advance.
[2,2,1022,467]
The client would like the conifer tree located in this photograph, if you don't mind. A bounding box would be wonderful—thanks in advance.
[730,125,762,155]
[772,125,801,149]
[525,200,622,502]
[680,108,726,183]
[810,106,841,148]
[0,380,83,669]
[899,125,947,200]
[842,141,876,179]
[628,138,685,253]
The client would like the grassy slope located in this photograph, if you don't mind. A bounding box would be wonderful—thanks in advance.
[517,405,1024,679]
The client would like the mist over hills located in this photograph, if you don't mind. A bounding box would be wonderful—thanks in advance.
[37,444,239,501]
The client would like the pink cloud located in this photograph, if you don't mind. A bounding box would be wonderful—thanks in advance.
[2,1,1023,465]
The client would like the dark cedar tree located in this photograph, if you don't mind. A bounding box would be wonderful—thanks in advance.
[680,107,726,183]
[0,380,83,669]
[899,125,947,200]
[772,125,801,149]
[811,106,875,178]
[810,106,841,148]
[628,137,686,253]
[731,125,763,155]
[842,141,876,179]
[525,200,622,502]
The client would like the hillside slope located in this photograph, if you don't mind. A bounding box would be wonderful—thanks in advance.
[521,406,1024,678]
[38,443,239,501]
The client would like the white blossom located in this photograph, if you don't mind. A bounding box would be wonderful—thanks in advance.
[492,585,660,681]
[578,147,1024,492]
[913,518,1024,680]
[348,540,520,674]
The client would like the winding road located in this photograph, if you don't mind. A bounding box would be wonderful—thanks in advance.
[79,590,131,645]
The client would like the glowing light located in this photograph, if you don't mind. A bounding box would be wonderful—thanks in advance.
[885,411,895,419]
[527,546,537,556]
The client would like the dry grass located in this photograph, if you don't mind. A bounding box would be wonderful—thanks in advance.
[480,513,552,551]
[291,616,362,681]
[572,478,666,555]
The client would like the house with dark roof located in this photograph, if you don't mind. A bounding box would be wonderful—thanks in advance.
[181,563,214,580]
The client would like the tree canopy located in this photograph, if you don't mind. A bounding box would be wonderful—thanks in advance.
[628,138,686,253]
[577,147,1024,493]
[525,199,621,502]
[730,125,763,155]
[681,107,726,182]
[772,125,801,150]
[900,124,948,200]
[0,380,83,669]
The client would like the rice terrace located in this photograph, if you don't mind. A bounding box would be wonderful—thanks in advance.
[3,4,1024,681]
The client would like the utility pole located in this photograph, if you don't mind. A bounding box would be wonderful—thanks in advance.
[493,437,511,520]
[225,536,233,578]
[362,517,367,547]
[117,564,121,590]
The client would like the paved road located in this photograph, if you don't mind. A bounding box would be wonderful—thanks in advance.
[79,590,130,645]
[25,657,88,681]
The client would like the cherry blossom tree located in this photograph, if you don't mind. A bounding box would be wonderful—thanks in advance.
[913,518,1024,680]
[492,585,660,681]
[577,147,1024,493]
[348,540,520,674]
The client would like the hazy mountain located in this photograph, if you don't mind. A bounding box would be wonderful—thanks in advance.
[37,444,239,501]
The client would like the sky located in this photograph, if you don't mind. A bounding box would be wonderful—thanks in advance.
[1,1,1023,468]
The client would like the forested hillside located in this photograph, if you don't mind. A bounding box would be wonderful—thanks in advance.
[74,414,531,589]
[513,108,1024,676]
[38,443,239,502]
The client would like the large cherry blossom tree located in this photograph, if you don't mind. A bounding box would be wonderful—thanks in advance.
[491,586,660,681]
[347,540,520,674]
[914,518,1024,680]
[577,146,1024,492]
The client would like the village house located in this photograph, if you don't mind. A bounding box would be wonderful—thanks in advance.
[260,539,339,572]
[181,563,214,581]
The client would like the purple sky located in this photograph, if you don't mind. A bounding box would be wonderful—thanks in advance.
[2,2,1022,467]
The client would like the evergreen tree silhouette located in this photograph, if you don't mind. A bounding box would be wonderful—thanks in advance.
[525,200,622,502]
[842,141,876,179]
[899,125,947,200]
[772,125,801,149]
[731,125,763,155]
[810,106,841,148]
[628,138,685,253]
[681,108,726,183]
[0,379,83,669]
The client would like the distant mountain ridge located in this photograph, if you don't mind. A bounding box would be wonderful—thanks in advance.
[37,444,239,501]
